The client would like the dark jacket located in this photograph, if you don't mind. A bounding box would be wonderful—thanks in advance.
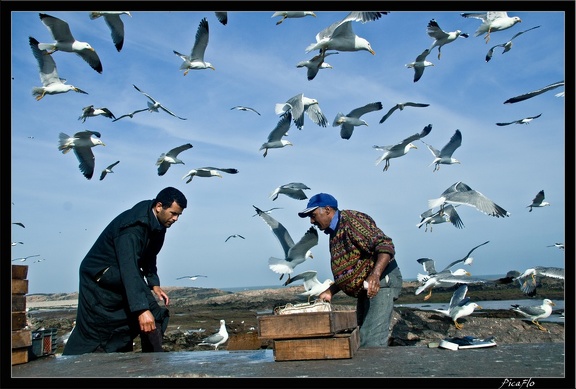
[63,200,168,354]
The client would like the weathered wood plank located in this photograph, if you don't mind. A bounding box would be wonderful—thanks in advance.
[273,327,360,361]
[258,311,357,340]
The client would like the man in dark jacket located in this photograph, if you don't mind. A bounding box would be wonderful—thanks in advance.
[63,187,187,355]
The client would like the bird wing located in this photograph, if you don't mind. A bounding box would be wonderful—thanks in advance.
[347,102,383,119]
[514,305,546,317]
[415,48,431,62]
[534,266,564,279]
[442,241,490,271]
[427,19,448,40]
[286,226,319,262]
[448,284,468,310]
[379,105,399,124]
[29,36,60,86]
[73,146,96,179]
[283,270,317,286]
[438,182,509,218]
[76,47,103,74]
[215,12,228,25]
[167,143,193,158]
[439,129,462,157]
[417,257,437,274]
[190,18,209,61]
[40,13,75,43]
[400,124,433,146]
[112,108,148,121]
[504,81,564,104]
[267,111,292,142]
[509,25,541,41]
[231,106,260,115]
[159,105,187,120]
[532,190,545,205]
[103,14,126,51]
[283,94,305,129]
[200,167,239,175]
[253,205,295,255]
[443,204,465,229]
[305,103,328,127]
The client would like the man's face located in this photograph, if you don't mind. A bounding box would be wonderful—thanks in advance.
[308,206,332,230]
[155,201,184,228]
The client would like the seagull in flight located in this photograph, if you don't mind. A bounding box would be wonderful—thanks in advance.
[503,81,564,104]
[421,129,462,171]
[156,143,193,176]
[12,254,41,262]
[230,106,260,115]
[38,13,103,73]
[460,11,522,43]
[251,207,282,217]
[406,49,434,83]
[78,105,116,123]
[58,130,105,180]
[485,25,541,62]
[496,113,542,126]
[225,234,245,242]
[433,285,482,330]
[296,51,339,81]
[181,167,238,183]
[270,182,310,201]
[29,36,88,100]
[527,190,550,212]
[514,266,564,296]
[198,320,228,350]
[259,111,292,157]
[89,11,131,52]
[132,84,187,120]
[12,222,26,228]
[99,160,120,181]
[177,275,208,281]
[511,299,555,332]
[283,270,333,303]
[12,241,24,246]
[272,11,316,25]
[417,204,464,232]
[426,19,469,60]
[379,102,429,124]
[253,205,318,282]
[333,101,383,140]
[275,93,328,130]
[173,17,214,75]
[428,181,510,218]
[373,124,432,171]
[214,12,227,25]
[112,108,148,122]
[546,243,564,250]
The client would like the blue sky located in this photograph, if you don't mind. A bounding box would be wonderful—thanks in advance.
[8,6,570,294]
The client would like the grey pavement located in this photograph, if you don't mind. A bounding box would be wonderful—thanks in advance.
[9,343,572,388]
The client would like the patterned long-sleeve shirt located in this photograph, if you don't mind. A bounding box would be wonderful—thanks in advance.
[329,210,395,297]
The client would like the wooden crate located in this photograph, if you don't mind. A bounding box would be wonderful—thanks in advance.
[258,310,357,340]
[273,327,360,361]
[12,265,30,366]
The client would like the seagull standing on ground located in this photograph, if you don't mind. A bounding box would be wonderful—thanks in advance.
[99,160,120,181]
[460,11,522,43]
[38,13,103,73]
[269,182,310,201]
[428,181,510,218]
[79,105,116,123]
[273,11,316,25]
[421,129,462,171]
[406,49,434,82]
[132,84,187,120]
[379,102,429,124]
[181,167,238,184]
[156,143,193,176]
[333,102,383,140]
[58,130,105,180]
[253,205,318,282]
[198,320,229,350]
[527,190,550,212]
[89,11,131,51]
[283,270,333,303]
[373,124,432,171]
[260,112,292,157]
[275,93,328,130]
[173,17,215,75]
[433,285,482,330]
[503,81,564,104]
[485,25,541,62]
[417,204,464,232]
[426,19,469,60]
[511,299,555,331]
[496,113,542,126]
[29,36,88,100]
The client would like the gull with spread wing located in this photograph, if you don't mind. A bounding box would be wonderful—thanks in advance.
[421,129,462,172]
[156,143,193,176]
[379,102,429,124]
[260,112,292,157]
[485,25,540,62]
[460,11,522,43]
[417,204,464,232]
[89,11,131,52]
[283,270,333,303]
[373,124,432,171]
[79,105,115,123]
[426,19,469,60]
[433,285,482,330]
[428,181,510,218]
[333,102,383,140]
[182,167,238,184]
[275,93,328,130]
[99,160,120,181]
[503,81,564,104]
[132,84,187,120]
[406,49,434,83]
[58,130,105,180]
[526,190,550,212]
[496,113,542,126]
[173,17,214,75]
[270,182,311,201]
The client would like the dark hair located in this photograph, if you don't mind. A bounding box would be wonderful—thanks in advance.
[154,187,187,209]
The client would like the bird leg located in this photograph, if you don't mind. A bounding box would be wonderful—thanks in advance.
[423,289,433,301]
[454,320,463,330]
[183,69,189,76]
[484,29,492,44]
[532,320,548,332]
[36,92,46,101]
[383,160,390,171]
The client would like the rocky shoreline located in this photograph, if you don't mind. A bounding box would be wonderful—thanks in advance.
[25,278,565,353]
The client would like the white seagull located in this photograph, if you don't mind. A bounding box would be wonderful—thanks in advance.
[251,207,282,217]
[546,243,564,250]
[504,81,564,104]
[275,93,328,130]
[283,270,333,303]
[373,124,432,171]
[333,101,383,140]
[460,11,522,43]
[272,11,316,25]
[426,19,469,60]
[177,275,208,281]
[305,11,387,54]
[198,320,229,350]
[418,240,489,278]
[417,204,464,232]
[527,190,550,212]
[79,105,116,123]
[485,25,541,62]
[270,182,311,201]
[433,285,482,330]
[182,167,238,184]
[421,129,462,171]
[132,84,187,120]
[406,49,434,83]
[225,234,245,242]
[156,143,193,176]
[514,266,564,296]
[379,102,430,124]
[296,51,339,81]
[112,108,148,122]
[428,181,510,218]
[253,205,318,282]
[12,255,41,262]
[99,160,120,181]
[58,130,105,180]
[496,113,542,126]
[11,242,24,246]
[38,13,103,73]
[89,11,131,52]
[259,111,293,157]
[29,36,88,101]
[230,106,260,115]
[511,299,556,332]
[173,17,215,75]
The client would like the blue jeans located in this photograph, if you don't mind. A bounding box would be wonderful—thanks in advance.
[356,265,402,347]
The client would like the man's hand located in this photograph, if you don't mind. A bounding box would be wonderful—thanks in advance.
[152,285,170,306]
[138,310,156,333]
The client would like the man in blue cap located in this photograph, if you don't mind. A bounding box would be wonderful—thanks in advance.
[299,193,402,347]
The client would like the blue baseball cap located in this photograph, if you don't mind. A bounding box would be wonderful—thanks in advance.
[298,193,338,218]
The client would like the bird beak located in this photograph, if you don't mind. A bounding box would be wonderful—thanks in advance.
[465,271,471,276]
[369,49,375,55]
[476,305,483,310]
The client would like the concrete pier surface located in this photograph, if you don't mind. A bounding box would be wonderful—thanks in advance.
[9,343,572,388]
